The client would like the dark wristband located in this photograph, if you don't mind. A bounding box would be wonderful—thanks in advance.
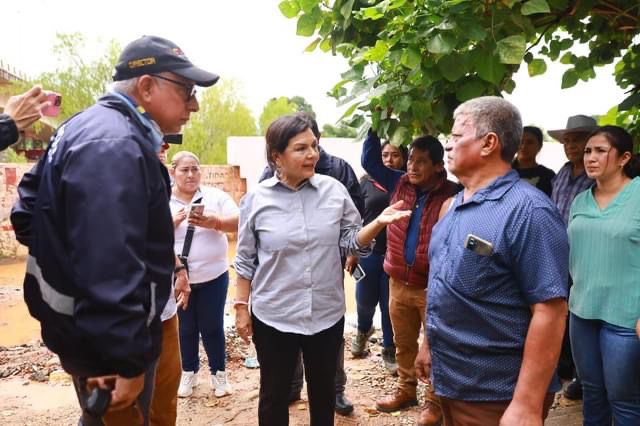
[174,264,187,274]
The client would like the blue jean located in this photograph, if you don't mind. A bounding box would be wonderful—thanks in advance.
[570,313,640,425]
[355,252,394,348]
[178,271,229,373]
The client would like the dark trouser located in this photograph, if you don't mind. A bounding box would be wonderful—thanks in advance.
[440,393,555,426]
[355,252,394,348]
[70,363,156,426]
[558,276,576,380]
[290,339,346,397]
[570,313,640,425]
[253,313,344,426]
[178,271,229,374]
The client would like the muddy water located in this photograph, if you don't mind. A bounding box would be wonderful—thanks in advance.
[0,258,40,347]
[0,244,358,347]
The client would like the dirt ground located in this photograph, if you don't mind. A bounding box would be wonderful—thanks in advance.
[0,256,583,425]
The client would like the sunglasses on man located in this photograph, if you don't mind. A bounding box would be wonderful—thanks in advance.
[150,74,197,101]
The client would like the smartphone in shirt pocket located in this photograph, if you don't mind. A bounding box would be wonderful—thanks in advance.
[464,234,493,257]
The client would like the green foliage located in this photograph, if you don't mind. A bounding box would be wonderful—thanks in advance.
[289,96,317,119]
[280,0,640,142]
[0,33,119,124]
[37,33,120,121]
[1,33,258,164]
[259,97,298,134]
[181,80,258,164]
[322,123,358,138]
[2,147,28,163]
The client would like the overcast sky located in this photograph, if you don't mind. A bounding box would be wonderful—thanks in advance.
[2,0,625,132]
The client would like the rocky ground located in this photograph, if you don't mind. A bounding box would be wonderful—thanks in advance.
[0,256,582,425]
[0,330,583,425]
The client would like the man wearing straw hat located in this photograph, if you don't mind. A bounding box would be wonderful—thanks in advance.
[548,114,598,401]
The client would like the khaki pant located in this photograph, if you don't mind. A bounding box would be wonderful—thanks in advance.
[389,277,426,397]
[440,393,555,426]
[104,314,181,426]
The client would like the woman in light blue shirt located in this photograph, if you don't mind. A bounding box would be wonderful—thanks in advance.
[233,113,410,426]
[568,125,640,425]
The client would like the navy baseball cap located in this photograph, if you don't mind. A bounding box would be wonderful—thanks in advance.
[113,35,219,87]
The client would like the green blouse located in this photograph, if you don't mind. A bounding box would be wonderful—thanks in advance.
[568,177,640,329]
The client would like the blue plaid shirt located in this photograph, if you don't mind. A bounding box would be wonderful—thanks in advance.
[551,162,593,226]
[427,170,569,401]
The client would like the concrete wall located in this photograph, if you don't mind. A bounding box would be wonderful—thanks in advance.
[0,163,246,258]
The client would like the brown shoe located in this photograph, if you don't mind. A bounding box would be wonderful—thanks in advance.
[376,388,418,413]
[417,400,442,426]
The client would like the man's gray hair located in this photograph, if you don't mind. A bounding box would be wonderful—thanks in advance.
[453,96,523,162]
[109,77,140,95]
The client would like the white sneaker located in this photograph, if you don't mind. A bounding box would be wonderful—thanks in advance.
[177,371,197,398]
[211,370,232,398]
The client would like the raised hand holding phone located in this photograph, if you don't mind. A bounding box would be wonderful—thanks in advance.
[41,92,62,117]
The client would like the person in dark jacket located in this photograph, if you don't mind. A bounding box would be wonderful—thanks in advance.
[10,35,218,426]
[351,142,407,376]
[512,126,555,196]
[258,112,363,416]
[0,86,49,151]
[362,131,458,426]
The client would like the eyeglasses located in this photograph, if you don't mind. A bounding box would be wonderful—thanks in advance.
[150,74,196,101]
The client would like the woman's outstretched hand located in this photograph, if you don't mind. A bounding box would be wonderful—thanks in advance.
[376,200,412,225]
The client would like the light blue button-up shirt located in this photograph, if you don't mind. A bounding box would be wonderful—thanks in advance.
[234,174,373,335]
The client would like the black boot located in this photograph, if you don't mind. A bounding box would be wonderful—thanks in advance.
[335,392,354,416]
[563,378,583,400]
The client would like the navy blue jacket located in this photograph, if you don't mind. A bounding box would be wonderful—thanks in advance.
[10,93,174,378]
[259,146,364,216]
[0,113,19,151]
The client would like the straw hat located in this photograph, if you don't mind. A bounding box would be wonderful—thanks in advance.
[548,115,598,142]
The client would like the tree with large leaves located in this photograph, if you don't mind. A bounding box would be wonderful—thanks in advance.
[280,0,639,147]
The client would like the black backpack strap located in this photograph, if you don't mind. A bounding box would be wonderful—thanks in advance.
[178,197,202,268]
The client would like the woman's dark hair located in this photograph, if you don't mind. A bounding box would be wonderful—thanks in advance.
[381,141,409,170]
[265,113,314,168]
[410,135,444,164]
[523,126,543,147]
[588,125,640,178]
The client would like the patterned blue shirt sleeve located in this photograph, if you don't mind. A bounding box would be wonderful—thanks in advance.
[509,205,569,304]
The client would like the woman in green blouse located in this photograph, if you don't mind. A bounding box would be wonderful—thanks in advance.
[568,125,640,425]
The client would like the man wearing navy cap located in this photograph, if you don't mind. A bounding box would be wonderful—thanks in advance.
[11,35,218,426]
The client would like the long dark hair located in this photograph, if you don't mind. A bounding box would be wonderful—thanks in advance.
[381,141,409,171]
[587,125,640,178]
